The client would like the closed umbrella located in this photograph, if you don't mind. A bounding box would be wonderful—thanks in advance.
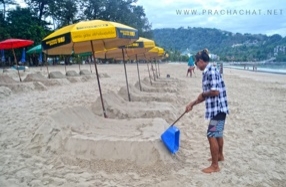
[20,48,26,64]
[42,20,139,118]
[1,49,4,62]
[1,49,4,70]
[38,52,43,64]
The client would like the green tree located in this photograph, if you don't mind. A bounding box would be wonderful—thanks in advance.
[49,0,79,27]
[78,0,105,20]
[6,6,49,43]
[23,0,50,24]
[0,0,16,20]
[78,0,152,38]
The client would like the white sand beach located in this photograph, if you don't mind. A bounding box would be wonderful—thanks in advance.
[0,63,286,186]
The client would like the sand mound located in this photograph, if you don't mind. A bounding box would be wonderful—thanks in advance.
[0,71,48,92]
[24,73,70,87]
[79,75,93,81]
[142,77,184,87]
[142,77,182,87]
[92,91,177,122]
[135,80,177,93]
[66,70,79,77]
[32,82,48,91]
[0,82,38,93]
[28,106,175,170]
[3,69,28,81]
[49,71,65,79]
[0,86,12,99]
[99,73,110,78]
[24,73,47,82]
[2,68,17,73]
[79,69,91,75]
[0,74,17,84]
[118,85,177,102]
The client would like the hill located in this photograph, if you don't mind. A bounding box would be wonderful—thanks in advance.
[153,27,286,62]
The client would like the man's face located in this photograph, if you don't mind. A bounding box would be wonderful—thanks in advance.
[195,59,204,71]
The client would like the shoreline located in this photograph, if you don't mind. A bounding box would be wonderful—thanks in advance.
[224,65,286,75]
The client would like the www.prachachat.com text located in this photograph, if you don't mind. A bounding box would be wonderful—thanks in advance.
[176,9,283,16]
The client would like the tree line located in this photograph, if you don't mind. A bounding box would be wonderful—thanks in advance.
[0,0,153,63]
[1,0,285,63]
[153,27,286,62]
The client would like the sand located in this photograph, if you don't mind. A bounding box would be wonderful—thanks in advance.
[0,63,286,186]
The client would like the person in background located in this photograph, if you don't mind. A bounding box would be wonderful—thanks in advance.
[186,55,195,77]
[185,49,229,173]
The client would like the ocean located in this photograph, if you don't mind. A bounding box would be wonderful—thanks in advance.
[223,63,286,75]
[167,61,286,75]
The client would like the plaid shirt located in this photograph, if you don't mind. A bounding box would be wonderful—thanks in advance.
[202,63,229,119]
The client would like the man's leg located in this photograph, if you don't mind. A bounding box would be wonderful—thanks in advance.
[202,137,220,173]
[217,137,224,161]
[203,119,226,173]
[208,137,224,161]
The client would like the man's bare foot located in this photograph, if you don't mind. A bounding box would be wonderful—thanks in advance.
[208,156,224,161]
[202,166,220,173]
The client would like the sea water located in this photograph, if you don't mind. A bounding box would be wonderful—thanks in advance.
[224,63,286,75]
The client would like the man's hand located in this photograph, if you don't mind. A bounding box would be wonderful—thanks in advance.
[186,101,196,113]
[186,93,206,113]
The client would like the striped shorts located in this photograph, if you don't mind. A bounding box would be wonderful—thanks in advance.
[207,119,225,138]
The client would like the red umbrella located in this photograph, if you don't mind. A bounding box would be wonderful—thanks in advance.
[0,38,34,81]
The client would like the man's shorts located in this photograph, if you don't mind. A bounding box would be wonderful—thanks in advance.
[207,119,225,138]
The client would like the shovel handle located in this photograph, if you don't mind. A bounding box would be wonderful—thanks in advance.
[171,112,186,126]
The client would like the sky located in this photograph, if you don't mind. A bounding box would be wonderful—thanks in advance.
[135,0,286,37]
[13,0,286,37]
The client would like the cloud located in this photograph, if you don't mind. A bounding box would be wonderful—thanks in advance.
[12,0,286,36]
[136,0,286,36]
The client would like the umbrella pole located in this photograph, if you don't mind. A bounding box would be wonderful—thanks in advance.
[78,56,81,72]
[91,41,107,118]
[64,60,67,74]
[122,49,131,101]
[151,60,156,81]
[89,55,92,73]
[154,58,158,78]
[12,49,22,82]
[157,59,160,77]
[45,52,50,78]
[146,60,152,85]
[135,54,142,91]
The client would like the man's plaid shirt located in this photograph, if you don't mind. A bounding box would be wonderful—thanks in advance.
[202,63,229,119]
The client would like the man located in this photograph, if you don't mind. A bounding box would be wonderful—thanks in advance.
[185,49,229,173]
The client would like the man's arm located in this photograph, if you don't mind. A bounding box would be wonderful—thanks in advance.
[185,93,205,112]
[185,90,219,113]
[202,90,220,98]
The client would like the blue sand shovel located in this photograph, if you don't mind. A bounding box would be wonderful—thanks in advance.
[161,112,186,154]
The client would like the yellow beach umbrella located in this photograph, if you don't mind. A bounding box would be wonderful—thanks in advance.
[42,20,139,118]
[158,47,165,57]
[136,46,159,60]
[95,37,155,60]
[42,20,138,55]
